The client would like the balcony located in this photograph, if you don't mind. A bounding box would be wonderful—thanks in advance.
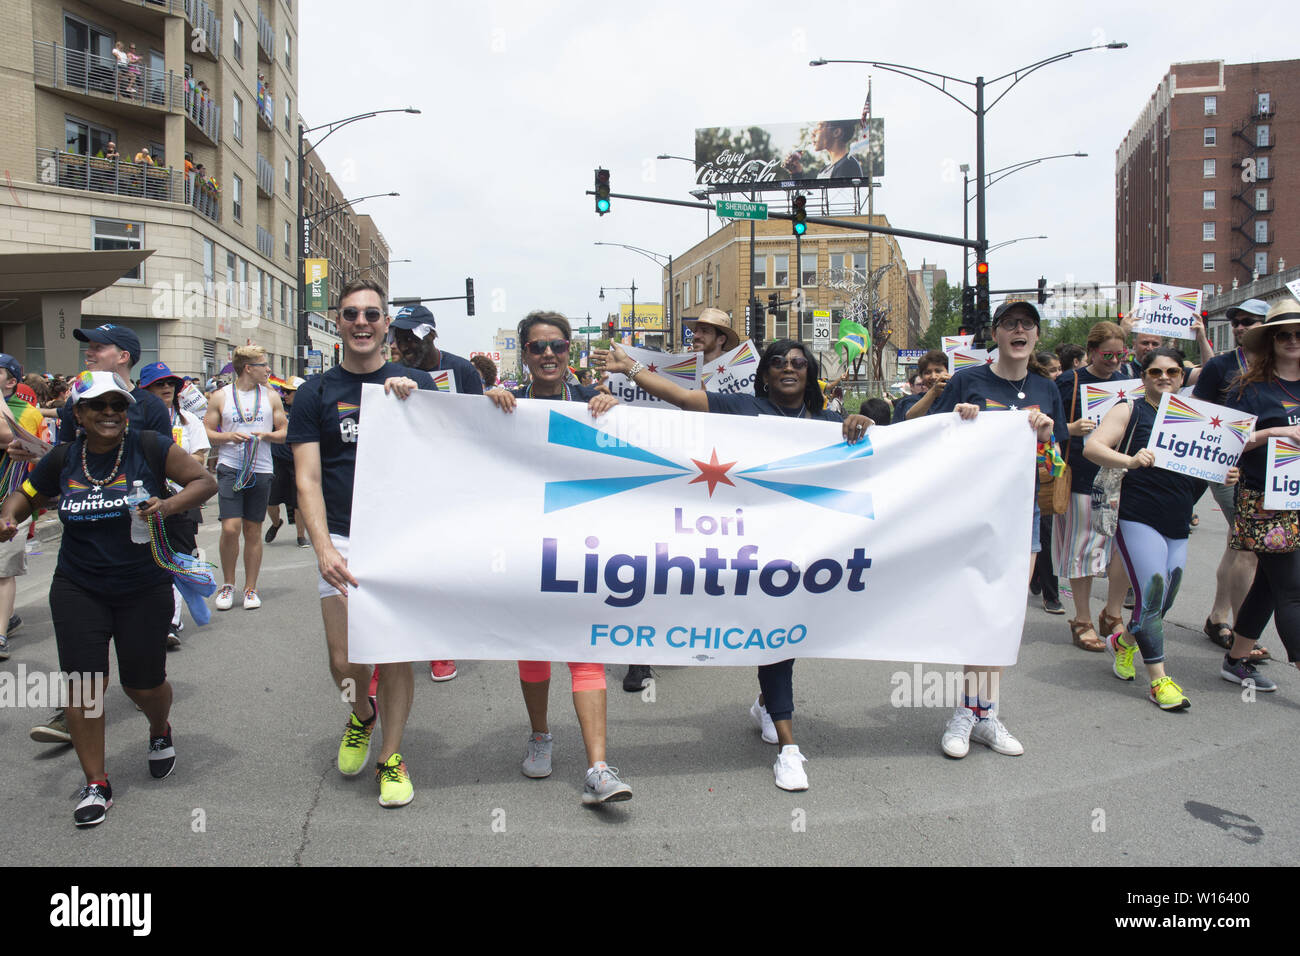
[182,78,221,145]
[184,0,221,60]
[33,40,180,113]
[256,152,274,197]
[184,170,221,222]
[256,84,274,130]
[1251,99,1275,121]
[257,8,275,63]
[36,148,181,202]
[256,225,274,258]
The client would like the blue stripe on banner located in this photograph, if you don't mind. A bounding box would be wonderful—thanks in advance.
[547,410,690,471]
[544,474,684,513]
[736,438,874,475]
[737,476,874,518]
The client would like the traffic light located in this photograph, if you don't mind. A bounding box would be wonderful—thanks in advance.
[465,277,475,316]
[975,261,990,338]
[792,194,807,236]
[594,168,611,215]
[333,343,340,367]
[961,285,975,327]
[767,292,779,315]
[1037,277,1047,305]
[605,319,616,339]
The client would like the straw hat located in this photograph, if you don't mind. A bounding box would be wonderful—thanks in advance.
[1241,298,1300,352]
[684,307,740,352]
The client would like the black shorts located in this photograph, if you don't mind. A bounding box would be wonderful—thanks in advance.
[217,465,273,522]
[51,573,173,689]
[268,456,297,510]
[163,511,199,558]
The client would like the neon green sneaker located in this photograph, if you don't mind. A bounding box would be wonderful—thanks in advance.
[376,753,414,807]
[337,711,375,777]
[1105,631,1138,681]
[1149,677,1190,711]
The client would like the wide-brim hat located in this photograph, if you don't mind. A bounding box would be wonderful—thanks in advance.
[684,308,740,351]
[1241,298,1300,352]
[68,370,137,406]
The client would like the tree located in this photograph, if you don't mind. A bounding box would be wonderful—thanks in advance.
[920,279,964,351]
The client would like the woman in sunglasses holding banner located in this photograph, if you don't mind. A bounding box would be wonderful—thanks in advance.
[486,311,632,805]
[0,371,216,827]
[597,337,872,792]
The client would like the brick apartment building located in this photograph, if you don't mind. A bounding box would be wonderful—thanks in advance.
[1116,59,1298,299]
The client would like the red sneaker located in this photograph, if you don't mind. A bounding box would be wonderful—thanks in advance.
[430,660,458,682]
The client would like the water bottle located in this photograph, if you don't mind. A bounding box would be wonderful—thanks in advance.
[126,480,151,544]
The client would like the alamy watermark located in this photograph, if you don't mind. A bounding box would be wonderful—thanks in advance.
[0,665,103,718]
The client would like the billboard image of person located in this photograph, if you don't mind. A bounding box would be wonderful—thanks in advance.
[694,118,884,187]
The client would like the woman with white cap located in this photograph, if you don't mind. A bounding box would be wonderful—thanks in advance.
[1222,298,1300,689]
[0,371,216,827]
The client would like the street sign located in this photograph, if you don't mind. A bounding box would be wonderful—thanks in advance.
[716,200,769,221]
[307,349,323,371]
[897,349,926,360]
[811,310,832,352]
[576,326,602,334]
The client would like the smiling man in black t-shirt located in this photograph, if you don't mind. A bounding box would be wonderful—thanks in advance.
[289,279,435,809]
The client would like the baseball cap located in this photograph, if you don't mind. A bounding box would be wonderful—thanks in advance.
[992,300,1041,327]
[391,304,436,337]
[68,370,137,406]
[138,361,183,389]
[1225,298,1269,322]
[0,353,22,381]
[74,323,142,365]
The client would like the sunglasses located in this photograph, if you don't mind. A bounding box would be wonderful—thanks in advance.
[525,338,569,356]
[340,307,384,323]
[1097,351,1126,361]
[1145,367,1183,379]
[1274,330,1300,343]
[996,318,1037,332]
[769,355,810,371]
[83,398,129,413]
[1230,317,1260,328]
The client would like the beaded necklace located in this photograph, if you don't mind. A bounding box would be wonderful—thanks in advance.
[145,512,217,585]
[230,383,262,424]
[527,382,572,401]
[229,384,261,490]
[81,423,128,487]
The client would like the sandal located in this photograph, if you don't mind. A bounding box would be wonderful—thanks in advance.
[1070,619,1106,652]
[1250,642,1271,663]
[1098,610,1125,639]
[1203,617,1233,651]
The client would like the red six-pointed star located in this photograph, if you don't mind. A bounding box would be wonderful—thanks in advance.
[717,364,726,373]
[1210,415,1222,428]
[1117,390,1127,399]
[689,448,737,497]
[1163,293,1171,301]
[647,363,658,372]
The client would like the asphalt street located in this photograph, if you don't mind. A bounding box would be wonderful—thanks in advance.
[1,501,1296,867]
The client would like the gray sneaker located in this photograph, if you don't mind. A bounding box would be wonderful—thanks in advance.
[0,633,8,662]
[31,710,71,744]
[522,732,553,778]
[1221,655,1277,692]
[582,761,632,805]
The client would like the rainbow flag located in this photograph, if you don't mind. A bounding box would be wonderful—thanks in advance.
[337,401,360,419]
[268,375,289,390]
[1162,395,1204,424]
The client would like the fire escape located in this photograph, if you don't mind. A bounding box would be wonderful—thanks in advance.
[1230,93,1275,278]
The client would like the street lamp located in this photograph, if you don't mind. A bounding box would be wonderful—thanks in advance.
[599,281,637,344]
[811,43,1126,343]
[595,243,674,347]
[297,106,420,376]
[986,235,1048,255]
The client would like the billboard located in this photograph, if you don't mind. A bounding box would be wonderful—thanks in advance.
[695,118,884,187]
[305,258,328,311]
[618,303,664,332]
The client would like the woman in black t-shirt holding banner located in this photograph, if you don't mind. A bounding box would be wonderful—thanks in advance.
[0,371,215,827]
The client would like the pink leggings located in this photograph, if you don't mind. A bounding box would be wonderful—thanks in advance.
[517,661,607,692]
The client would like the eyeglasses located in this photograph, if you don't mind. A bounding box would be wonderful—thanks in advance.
[1230,317,1260,328]
[1274,330,1300,343]
[340,307,384,323]
[1097,351,1126,361]
[83,398,129,413]
[996,318,1037,332]
[525,338,569,356]
[769,355,809,371]
[246,362,269,368]
[1145,367,1184,379]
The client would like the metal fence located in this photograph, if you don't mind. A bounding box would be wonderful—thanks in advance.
[257,8,275,60]
[183,81,222,143]
[36,147,181,202]
[33,40,181,110]
[184,0,222,59]
[256,153,275,196]
[184,171,221,222]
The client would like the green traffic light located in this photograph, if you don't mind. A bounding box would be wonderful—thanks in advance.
[793,222,806,235]
[597,198,610,213]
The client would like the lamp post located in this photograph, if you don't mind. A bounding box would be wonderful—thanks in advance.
[594,242,673,348]
[298,107,420,376]
[811,44,1125,343]
[986,235,1048,255]
[599,282,637,344]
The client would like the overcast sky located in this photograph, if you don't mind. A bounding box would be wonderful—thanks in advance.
[301,0,1296,357]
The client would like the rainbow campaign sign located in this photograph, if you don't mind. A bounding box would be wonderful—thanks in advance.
[942,334,974,356]
[429,370,459,394]
[703,340,760,396]
[1130,281,1203,340]
[1265,438,1300,510]
[605,344,701,408]
[1080,378,1142,428]
[948,349,991,374]
[1147,392,1256,484]
[347,386,1035,667]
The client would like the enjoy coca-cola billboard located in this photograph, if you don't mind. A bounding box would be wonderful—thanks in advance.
[694,118,884,187]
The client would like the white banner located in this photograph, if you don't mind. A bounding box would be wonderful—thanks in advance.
[942,335,973,355]
[1264,438,1300,509]
[1080,378,1142,427]
[604,345,701,407]
[1146,392,1256,484]
[347,387,1034,667]
[948,348,990,374]
[703,340,760,395]
[1130,281,1203,340]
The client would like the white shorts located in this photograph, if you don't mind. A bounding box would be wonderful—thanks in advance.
[317,533,349,599]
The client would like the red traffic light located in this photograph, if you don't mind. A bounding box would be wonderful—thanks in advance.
[975,262,989,276]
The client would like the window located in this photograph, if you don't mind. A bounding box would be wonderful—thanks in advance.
[285,95,293,135]
[799,310,814,342]
[1203,190,1215,210]
[1257,156,1270,178]
[773,255,789,287]
[232,94,242,142]
[262,270,272,318]
[696,273,703,302]
[1204,96,1217,116]
[1203,128,1216,147]
[226,252,235,305]
[92,219,143,281]
[1203,222,1215,241]
[64,116,115,157]
[283,157,291,195]
[1258,92,1271,113]
[1202,253,1215,272]
[1256,221,1268,243]
[801,253,817,286]
[852,252,866,276]
[203,239,214,294]
[232,174,242,222]
[1257,125,1270,148]
[772,310,788,340]
[1255,252,1269,276]
[1203,159,1215,178]
[284,32,292,70]
[284,221,291,259]
[239,259,248,309]
[1256,189,1269,211]
[232,15,243,62]
[1203,284,1216,299]
[751,254,766,288]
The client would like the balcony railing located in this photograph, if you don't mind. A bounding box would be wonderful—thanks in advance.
[36,148,181,202]
[256,226,274,258]
[257,9,275,63]
[33,40,180,110]
[184,171,221,222]
[115,0,183,13]
[256,87,274,130]
[256,153,274,197]
[184,0,221,60]
[183,79,221,144]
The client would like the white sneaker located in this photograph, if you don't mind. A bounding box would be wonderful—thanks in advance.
[242,588,262,610]
[214,585,235,611]
[941,706,977,758]
[773,745,808,791]
[969,715,1024,756]
[749,696,778,744]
